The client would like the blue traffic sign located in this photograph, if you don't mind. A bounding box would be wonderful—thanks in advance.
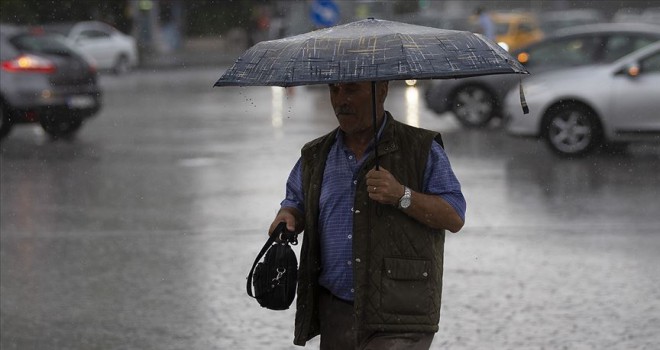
[310,0,340,27]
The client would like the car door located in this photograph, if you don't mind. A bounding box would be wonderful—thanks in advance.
[609,48,660,136]
[73,29,115,68]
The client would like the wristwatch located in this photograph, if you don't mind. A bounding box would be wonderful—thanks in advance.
[398,186,412,209]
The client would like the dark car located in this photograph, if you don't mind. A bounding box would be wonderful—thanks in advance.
[424,23,660,127]
[0,24,102,140]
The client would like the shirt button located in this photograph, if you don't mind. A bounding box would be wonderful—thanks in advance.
[348,155,353,160]
[347,261,352,266]
[347,234,352,239]
[353,180,358,185]
[350,288,355,293]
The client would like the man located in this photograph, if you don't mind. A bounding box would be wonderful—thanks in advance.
[475,6,496,41]
[269,81,465,349]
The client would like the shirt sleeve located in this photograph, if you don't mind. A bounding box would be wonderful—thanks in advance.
[280,157,305,213]
[423,141,466,222]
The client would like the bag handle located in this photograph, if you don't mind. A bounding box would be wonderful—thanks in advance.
[246,222,297,298]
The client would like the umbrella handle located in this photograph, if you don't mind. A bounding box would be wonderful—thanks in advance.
[371,81,379,170]
[519,78,529,115]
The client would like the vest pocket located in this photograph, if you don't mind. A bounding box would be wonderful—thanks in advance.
[381,257,432,315]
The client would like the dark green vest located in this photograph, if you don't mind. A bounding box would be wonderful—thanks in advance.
[293,113,446,346]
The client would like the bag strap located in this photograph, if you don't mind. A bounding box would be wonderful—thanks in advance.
[246,222,297,298]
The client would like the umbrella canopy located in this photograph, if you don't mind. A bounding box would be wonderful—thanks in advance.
[214,18,528,87]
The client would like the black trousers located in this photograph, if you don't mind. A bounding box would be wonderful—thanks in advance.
[318,287,434,350]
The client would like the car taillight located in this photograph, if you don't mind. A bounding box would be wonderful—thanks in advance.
[87,60,98,74]
[1,54,56,73]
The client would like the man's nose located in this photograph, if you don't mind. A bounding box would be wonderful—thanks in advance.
[335,89,352,100]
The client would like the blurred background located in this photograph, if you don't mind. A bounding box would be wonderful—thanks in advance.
[1,0,659,66]
[1,1,659,350]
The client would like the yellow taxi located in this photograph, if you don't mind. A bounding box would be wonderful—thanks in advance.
[490,12,544,51]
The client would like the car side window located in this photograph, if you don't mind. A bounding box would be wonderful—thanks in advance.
[640,52,660,73]
[524,36,600,68]
[603,35,658,63]
[79,30,110,40]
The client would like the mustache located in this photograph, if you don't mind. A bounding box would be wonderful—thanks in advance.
[335,106,356,115]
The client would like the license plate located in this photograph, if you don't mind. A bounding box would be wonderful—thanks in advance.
[67,95,96,109]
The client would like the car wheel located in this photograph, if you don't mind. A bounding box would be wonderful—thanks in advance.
[0,102,13,140]
[543,103,602,157]
[40,116,83,140]
[113,54,130,75]
[424,84,445,115]
[451,85,497,128]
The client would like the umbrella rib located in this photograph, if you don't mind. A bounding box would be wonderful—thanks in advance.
[396,33,416,78]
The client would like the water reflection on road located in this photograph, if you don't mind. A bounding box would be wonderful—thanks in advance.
[1,68,659,350]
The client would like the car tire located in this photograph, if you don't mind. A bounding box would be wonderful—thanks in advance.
[424,84,445,114]
[40,116,83,140]
[451,85,497,128]
[113,54,130,75]
[0,102,13,140]
[542,102,603,157]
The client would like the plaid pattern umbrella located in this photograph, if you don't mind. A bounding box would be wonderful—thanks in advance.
[214,18,529,168]
[214,18,527,87]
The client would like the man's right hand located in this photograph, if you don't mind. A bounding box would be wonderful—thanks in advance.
[269,207,304,235]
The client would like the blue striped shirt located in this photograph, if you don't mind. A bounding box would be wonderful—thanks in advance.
[281,123,465,301]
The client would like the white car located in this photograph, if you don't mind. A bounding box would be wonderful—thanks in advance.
[42,21,138,74]
[504,41,660,156]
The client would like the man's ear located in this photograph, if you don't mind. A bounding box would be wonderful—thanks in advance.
[379,81,389,103]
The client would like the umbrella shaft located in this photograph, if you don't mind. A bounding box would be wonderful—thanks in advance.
[372,81,379,170]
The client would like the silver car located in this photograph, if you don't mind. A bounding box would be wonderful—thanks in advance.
[424,23,660,128]
[0,24,102,140]
[504,41,660,157]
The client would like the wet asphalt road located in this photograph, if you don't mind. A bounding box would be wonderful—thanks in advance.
[1,68,659,350]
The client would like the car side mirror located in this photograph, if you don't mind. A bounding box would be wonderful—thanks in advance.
[619,63,641,78]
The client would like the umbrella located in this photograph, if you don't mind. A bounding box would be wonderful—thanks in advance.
[214,18,528,166]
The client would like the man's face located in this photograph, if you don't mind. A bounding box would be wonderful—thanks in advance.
[329,81,387,136]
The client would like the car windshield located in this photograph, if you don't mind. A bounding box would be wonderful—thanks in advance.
[10,33,76,57]
[521,36,601,68]
[494,22,510,35]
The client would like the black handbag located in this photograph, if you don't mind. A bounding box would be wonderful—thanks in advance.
[246,222,299,310]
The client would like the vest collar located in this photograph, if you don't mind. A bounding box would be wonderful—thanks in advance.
[376,111,399,157]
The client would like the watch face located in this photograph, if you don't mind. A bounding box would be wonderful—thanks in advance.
[399,187,412,209]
